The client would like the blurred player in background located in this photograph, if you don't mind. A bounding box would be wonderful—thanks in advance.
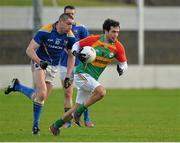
[4,13,75,135]
[59,5,94,128]
[49,18,128,136]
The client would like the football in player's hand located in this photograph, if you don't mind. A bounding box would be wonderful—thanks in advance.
[78,46,96,63]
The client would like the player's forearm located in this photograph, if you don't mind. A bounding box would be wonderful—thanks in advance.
[66,41,85,78]
[26,48,40,64]
[66,51,75,77]
[26,40,41,64]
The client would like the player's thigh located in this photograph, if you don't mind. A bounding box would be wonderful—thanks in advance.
[76,89,91,104]
[59,65,74,81]
[46,82,53,95]
[32,69,47,92]
[74,73,100,92]
[46,65,58,85]
[75,73,101,104]
[59,66,67,80]
[60,66,74,96]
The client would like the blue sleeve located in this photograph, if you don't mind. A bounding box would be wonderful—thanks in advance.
[67,37,76,50]
[33,31,47,45]
[80,27,89,39]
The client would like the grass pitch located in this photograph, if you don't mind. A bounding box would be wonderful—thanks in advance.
[0,88,179,141]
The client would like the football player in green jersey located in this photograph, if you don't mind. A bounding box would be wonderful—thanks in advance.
[49,18,128,136]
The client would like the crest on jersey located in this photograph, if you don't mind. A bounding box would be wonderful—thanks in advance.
[55,39,61,45]
[109,52,115,58]
[63,40,68,46]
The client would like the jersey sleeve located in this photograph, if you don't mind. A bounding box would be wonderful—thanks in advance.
[79,35,100,47]
[67,36,76,50]
[115,41,127,62]
[33,24,53,45]
[33,31,47,46]
[80,26,89,39]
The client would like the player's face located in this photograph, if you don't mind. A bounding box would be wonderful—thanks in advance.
[58,18,73,33]
[65,8,76,20]
[106,26,120,43]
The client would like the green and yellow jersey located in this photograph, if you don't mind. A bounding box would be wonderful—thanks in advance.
[75,34,127,80]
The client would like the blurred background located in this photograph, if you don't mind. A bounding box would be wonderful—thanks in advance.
[0,0,180,88]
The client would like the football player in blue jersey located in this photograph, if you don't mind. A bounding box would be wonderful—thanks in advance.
[59,5,94,128]
[4,13,76,135]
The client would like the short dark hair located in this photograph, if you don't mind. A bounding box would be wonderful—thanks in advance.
[64,5,75,12]
[58,13,73,21]
[103,18,120,33]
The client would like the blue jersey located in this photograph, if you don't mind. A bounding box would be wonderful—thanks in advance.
[60,22,89,67]
[34,22,76,66]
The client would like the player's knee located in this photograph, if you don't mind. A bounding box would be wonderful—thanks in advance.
[96,86,106,99]
[38,90,47,99]
[99,87,106,98]
[33,90,47,105]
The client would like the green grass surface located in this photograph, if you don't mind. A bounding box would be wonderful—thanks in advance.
[0,88,179,141]
[0,0,132,6]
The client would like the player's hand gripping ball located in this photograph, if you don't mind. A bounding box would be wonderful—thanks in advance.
[78,46,96,63]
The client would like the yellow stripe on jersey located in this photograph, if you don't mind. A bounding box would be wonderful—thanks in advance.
[91,61,106,68]
[90,40,114,68]
[91,40,103,48]
[67,30,75,37]
[96,56,112,63]
[91,56,112,68]
[92,40,117,50]
[40,24,53,33]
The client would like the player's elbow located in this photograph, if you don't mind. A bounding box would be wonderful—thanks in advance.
[26,47,30,56]
[26,44,34,57]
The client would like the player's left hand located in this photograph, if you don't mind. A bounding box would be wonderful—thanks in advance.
[64,77,71,88]
[117,65,123,76]
[40,60,49,70]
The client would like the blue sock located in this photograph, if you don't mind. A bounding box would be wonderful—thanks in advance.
[84,109,90,121]
[15,83,35,99]
[33,102,43,128]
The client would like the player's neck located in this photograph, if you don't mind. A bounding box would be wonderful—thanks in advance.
[104,35,114,44]
[56,25,64,34]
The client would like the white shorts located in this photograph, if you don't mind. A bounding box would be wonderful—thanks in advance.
[59,65,74,81]
[31,61,58,85]
[74,73,101,104]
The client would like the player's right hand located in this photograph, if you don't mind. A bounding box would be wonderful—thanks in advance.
[40,60,49,70]
[64,77,71,88]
